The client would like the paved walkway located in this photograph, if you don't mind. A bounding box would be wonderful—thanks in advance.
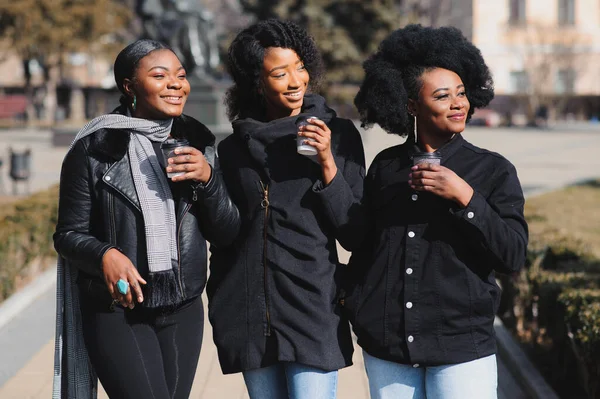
[2,124,599,398]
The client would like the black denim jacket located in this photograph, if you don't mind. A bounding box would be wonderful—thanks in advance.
[322,134,528,367]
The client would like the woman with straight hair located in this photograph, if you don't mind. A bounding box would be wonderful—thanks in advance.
[207,19,366,399]
[53,39,239,399]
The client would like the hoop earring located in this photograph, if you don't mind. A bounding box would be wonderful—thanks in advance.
[132,95,137,111]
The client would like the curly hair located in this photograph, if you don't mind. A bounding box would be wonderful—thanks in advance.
[354,24,494,137]
[225,19,324,121]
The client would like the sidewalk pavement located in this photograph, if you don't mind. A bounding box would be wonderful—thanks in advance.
[0,128,66,196]
[2,124,600,398]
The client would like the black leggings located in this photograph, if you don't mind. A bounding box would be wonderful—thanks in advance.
[79,292,204,399]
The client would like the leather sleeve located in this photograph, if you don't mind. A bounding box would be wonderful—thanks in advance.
[53,140,114,276]
[193,150,241,248]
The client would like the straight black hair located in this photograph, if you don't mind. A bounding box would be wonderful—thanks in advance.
[113,39,174,107]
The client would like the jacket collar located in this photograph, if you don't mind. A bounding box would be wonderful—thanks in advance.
[87,106,216,161]
[231,94,335,179]
[406,133,465,165]
[86,107,216,212]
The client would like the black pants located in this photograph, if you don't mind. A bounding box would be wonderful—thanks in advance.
[79,290,204,399]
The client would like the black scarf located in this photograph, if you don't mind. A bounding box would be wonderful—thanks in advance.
[232,94,336,180]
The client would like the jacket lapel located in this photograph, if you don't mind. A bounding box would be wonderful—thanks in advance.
[102,152,141,212]
[89,113,216,214]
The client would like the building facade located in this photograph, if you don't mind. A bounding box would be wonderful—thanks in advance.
[472,0,600,121]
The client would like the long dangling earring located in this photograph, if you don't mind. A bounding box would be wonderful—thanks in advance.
[413,114,418,144]
[132,95,137,112]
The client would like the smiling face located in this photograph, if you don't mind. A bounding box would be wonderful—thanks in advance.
[124,49,190,120]
[260,47,309,120]
[412,68,470,138]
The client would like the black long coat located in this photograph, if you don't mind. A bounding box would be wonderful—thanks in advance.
[207,95,365,373]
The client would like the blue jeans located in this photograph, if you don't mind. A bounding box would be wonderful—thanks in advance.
[243,362,338,399]
[363,351,497,399]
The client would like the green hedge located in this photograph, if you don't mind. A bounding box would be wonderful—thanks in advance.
[502,239,600,398]
[0,185,59,301]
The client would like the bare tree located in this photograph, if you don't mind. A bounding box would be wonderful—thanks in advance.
[505,23,593,124]
[0,0,132,123]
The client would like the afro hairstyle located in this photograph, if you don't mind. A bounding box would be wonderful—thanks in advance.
[354,24,494,137]
[224,19,324,121]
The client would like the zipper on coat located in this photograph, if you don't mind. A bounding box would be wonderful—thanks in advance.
[176,203,192,299]
[108,193,116,244]
[259,180,272,336]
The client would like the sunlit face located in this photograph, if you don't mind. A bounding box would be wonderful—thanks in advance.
[124,49,190,120]
[412,68,470,137]
[260,47,310,120]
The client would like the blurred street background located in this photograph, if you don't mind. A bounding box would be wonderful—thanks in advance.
[1,1,600,398]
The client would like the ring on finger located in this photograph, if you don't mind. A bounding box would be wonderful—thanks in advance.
[116,279,130,295]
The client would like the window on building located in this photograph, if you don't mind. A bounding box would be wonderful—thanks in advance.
[556,68,576,93]
[509,0,526,24]
[510,71,529,94]
[558,0,576,25]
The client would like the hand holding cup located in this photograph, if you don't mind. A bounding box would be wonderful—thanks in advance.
[295,115,338,184]
[161,138,211,184]
[409,157,474,207]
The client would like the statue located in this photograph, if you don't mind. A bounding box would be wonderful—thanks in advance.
[137,0,220,79]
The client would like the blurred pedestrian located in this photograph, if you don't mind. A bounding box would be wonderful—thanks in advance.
[53,39,240,399]
[207,19,365,399]
[347,25,529,399]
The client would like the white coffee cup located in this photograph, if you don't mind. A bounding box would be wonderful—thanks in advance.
[295,115,318,156]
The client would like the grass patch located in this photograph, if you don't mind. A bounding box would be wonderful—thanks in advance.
[525,179,600,259]
[0,185,58,301]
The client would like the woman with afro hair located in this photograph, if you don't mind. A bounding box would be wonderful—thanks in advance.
[345,25,529,398]
[207,19,365,398]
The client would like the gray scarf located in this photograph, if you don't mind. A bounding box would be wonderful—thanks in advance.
[53,112,182,398]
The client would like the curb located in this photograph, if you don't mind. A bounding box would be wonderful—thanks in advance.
[494,317,560,399]
[0,265,56,331]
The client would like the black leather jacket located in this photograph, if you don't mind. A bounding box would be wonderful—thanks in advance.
[54,112,240,305]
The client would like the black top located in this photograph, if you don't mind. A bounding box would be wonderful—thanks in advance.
[340,134,528,367]
[207,94,365,373]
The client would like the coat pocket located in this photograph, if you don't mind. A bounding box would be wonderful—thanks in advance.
[78,275,114,310]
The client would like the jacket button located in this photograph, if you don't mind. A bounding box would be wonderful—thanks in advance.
[406,302,413,309]
[105,176,111,181]
[411,194,418,201]
[406,268,413,275]
[467,211,474,219]
[408,335,414,343]
[408,231,415,238]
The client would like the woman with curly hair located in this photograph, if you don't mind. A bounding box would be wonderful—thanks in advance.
[207,19,365,398]
[346,25,529,398]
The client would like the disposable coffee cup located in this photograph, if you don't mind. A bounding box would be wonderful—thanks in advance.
[160,138,190,178]
[412,151,442,166]
[295,115,318,156]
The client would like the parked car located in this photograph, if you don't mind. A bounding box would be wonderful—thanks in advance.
[469,109,501,127]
